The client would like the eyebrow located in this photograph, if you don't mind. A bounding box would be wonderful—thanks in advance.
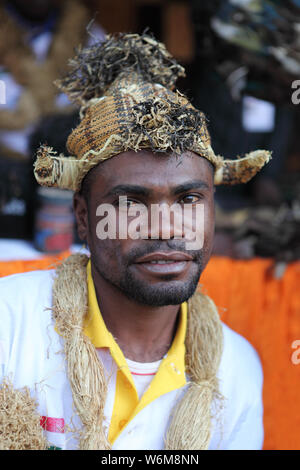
[104,180,210,198]
[173,180,210,194]
[104,184,151,198]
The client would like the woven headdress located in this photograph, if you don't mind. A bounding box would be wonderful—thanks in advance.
[34,33,271,191]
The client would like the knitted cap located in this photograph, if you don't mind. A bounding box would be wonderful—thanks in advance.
[34,33,271,191]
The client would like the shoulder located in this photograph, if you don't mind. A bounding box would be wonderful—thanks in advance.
[0,269,55,334]
[0,269,55,302]
[209,323,264,449]
[0,269,59,380]
[0,269,55,296]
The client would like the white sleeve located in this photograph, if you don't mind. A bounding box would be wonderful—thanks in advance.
[0,270,55,386]
[0,338,9,381]
[0,278,13,381]
[222,373,264,450]
[210,324,264,450]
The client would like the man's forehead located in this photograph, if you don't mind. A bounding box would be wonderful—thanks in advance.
[89,150,214,192]
[101,180,211,200]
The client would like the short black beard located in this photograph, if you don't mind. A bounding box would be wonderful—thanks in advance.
[116,263,203,306]
[93,241,205,307]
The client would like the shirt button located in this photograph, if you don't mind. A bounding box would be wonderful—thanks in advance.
[119,419,127,429]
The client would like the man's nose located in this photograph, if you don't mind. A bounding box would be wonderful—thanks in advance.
[146,203,184,240]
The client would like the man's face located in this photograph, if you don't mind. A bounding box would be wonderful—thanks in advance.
[74,150,215,306]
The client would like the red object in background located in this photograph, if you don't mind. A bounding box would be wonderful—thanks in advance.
[45,232,73,252]
[34,188,74,253]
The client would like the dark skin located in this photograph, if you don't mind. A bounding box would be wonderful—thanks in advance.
[74,150,215,362]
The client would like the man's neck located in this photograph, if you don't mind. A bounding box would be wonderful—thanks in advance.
[91,263,181,363]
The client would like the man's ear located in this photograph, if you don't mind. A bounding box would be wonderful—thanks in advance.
[73,192,88,241]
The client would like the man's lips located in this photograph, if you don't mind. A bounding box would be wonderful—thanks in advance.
[134,251,193,263]
[133,251,193,275]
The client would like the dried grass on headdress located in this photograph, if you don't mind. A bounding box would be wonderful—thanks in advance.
[34,31,271,190]
[214,150,272,185]
[51,254,223,449]
[56,32,185,106]
[0,379,48,450]
[33,91,223,191]
[125,96,210,156]
[34,144,82,190]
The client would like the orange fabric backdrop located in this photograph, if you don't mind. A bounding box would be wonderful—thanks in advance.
[1,254,300,450]
[201,258,300,450]
[0,251,70,277]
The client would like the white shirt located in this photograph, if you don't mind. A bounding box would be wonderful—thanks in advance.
[0,269,264,450]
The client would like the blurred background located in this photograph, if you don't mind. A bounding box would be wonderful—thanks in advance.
[0,0,300,450]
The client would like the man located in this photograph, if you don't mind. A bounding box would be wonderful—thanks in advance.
[0,33,271,450]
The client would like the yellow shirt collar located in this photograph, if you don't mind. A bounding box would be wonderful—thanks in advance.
[84,259,187,371]
[84,259,187,444]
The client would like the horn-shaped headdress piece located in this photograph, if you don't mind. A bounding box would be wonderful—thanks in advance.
[34,33,271,191]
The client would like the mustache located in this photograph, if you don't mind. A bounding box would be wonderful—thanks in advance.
[124,240,203,265]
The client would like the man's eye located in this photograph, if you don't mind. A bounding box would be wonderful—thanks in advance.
[127,200,139,208]
[180,194,201,204]
[118,199,139,208]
